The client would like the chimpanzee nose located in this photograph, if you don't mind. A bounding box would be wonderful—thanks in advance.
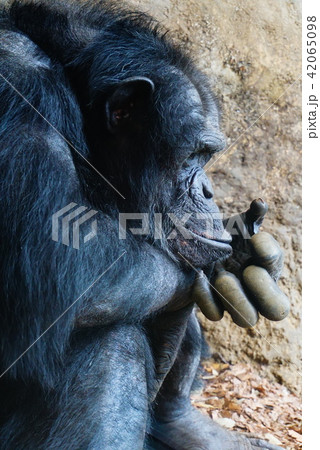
[193,171,214,199]
[202,181,213,199]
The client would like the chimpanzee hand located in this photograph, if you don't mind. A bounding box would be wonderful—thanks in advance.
[193,199,290,327]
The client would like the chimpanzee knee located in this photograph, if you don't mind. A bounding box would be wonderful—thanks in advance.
[49,325,152,450]
[1,325,153,450]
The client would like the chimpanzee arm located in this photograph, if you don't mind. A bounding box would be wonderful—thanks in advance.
[0,40,192,387]
[0,130,193,383]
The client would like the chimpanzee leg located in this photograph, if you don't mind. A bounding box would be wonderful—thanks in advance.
[152,310,201,423]
[1,325,151,450]
[150,311,282,450]
[47,325,151,450]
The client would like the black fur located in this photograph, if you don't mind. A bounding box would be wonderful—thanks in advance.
[0,2,276,449]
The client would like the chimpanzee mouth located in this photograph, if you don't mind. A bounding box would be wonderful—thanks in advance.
[184,227,232,251]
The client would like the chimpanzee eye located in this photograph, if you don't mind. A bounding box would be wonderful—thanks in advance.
[197,132,226,155]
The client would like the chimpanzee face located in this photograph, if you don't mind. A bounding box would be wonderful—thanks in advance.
[86,71,232,267]
[155,73,232,266]
[167,156,232,267]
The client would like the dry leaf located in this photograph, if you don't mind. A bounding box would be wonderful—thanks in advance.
[213,417,236,429]
[264,433,282,446]
[192,361,302,450]
[288,430,302,442]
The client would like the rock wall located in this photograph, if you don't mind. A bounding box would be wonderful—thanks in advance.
[128,0,302,394]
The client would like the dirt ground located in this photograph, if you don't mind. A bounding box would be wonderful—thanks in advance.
[127,0,302,397]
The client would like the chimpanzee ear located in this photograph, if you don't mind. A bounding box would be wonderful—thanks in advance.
[105,76,155,133]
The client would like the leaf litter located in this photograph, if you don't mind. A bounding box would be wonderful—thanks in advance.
[191,361,302,450]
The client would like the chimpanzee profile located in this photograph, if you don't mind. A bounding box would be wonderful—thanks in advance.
[0,1,284,449]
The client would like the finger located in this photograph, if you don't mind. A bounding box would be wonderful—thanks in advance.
[193,271,224,321]
[246,198,268,231]
[250,232,284,281]
[223,198,268,249]
[213,268,258,328]
[243,265,290,321]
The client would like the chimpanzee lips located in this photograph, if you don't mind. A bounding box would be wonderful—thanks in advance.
[169,225,232,267]
[185,227,232,251]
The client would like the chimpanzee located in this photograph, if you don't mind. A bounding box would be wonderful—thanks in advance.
[0,1,287,449]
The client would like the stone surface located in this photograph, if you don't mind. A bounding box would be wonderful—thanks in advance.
[127,0,302,394]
